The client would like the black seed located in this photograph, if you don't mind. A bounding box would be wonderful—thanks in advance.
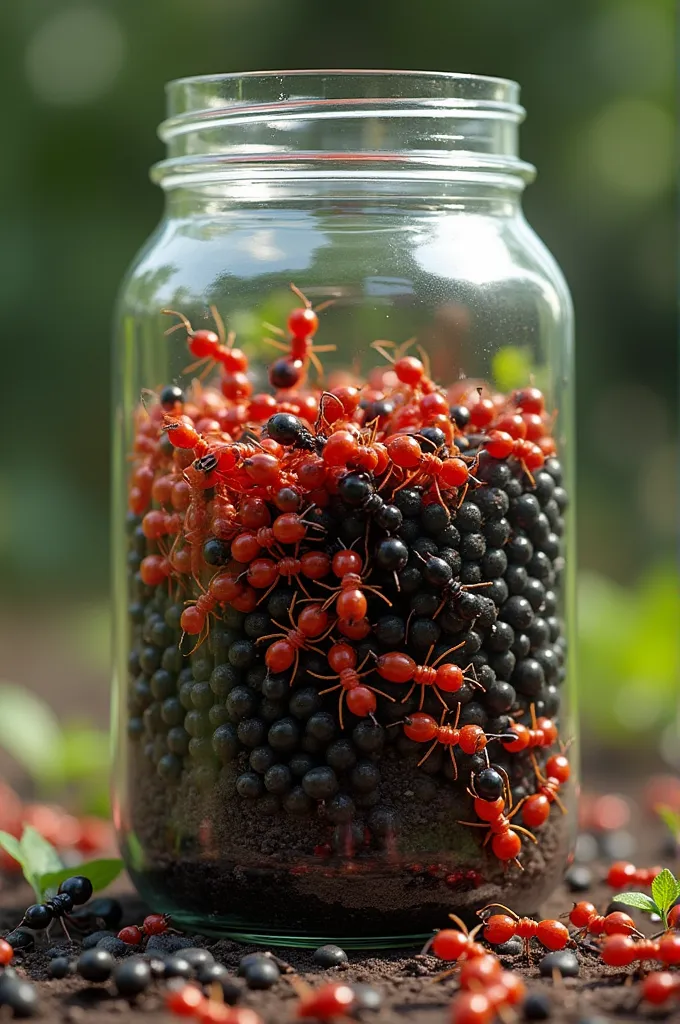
[494,936,523,957]
[212,724,240,762]
[184,710,211,739]
[202,538,230,566]
[487,621,515,652]
[312,944,349,968]
[421,503,450,535]
[237,717,267,747]
[481,548,508,578]
[456,502,483,532]
[249,745,277,773]
[95,936,128,956]
[326,740,358,771]
[236,772,264,799]
[244,612,273,640]
[181,949,214,968]
[438,547,462,576]
[473,487,510,521]
[264,764,292,793]
[48,957,72,979]
[350,761,380,792]
[228,639,255,669]
[283,786,313,815]
[461,563,483,586]
[289,688,322,719]
[77,949,115,982]
[157,753,182,780]
[511,633,531,659]
[163,955,193,979]
[412,537,439,559]
[484,518,511,547]
[289,752,316,777]
[191,681,214,710]
[302,767,339,800]
[535,647,560,683]
[450,404,471,429]
[306,712,336,743]
[565,866,593,892]
[261,674,288,701]
[327,793,356,823]
[269,358,302,389]
[244,957,280,990]
[523,993,552,1020]
[268,717,301,752]
[161,698,183,727]
[352,720,385,754]
[436,523,461,548]
[527,551,554,583]
[0,976,40,1017]
[226,686,257,721]
[505,565,528,596]
[373,615,406,647]
[397,565,423,593]
[397,518,420,543]
[113,958,152,997]
[459,702,487,728]
[393,488,422,517]
[538,951,579,978]
[196,962,231,988]
[500,596,534,629]
[512,658,546,697]
[457,592,485,621]
[410,617,441,649]
[489,651,516,681]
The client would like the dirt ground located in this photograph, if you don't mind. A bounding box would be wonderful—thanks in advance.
[1,810,679,1024]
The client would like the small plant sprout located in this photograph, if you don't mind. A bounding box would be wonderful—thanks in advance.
[611,867,680,930]
[0,825,122,903]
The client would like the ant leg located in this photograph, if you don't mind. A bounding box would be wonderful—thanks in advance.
[256,631,286,644]
[447,914,470,936]
[400,683,416,705]
[449,746,459,781]
[433,686,449,711]
[369,686,396,703]
[512,825,538,844]
[162,308,194,335]
[309,671,337,682]
[290,649,300,686]
[338,690,346,731]
[457,820,489,828]
[431,641,466,668]
[530,703,538,731]
[553,792,568,815]
[363,585,392,607]
[416,740,439,768]
[308,350,325,380]
[262,337,289,352]
[404,609,415,644]
[478,903,519,920]
[59,917,73,942]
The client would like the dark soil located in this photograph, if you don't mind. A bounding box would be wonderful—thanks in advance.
[2,806,678,1024]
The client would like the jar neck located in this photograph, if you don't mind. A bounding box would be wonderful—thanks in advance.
[153,70,535,201]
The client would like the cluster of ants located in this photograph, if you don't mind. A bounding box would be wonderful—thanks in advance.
[128,285,566,869]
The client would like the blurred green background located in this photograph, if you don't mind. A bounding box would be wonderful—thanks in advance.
[0,0,676,764]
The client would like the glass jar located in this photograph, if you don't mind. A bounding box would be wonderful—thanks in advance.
[112,71,576,948]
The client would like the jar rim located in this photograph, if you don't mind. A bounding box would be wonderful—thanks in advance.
[167,68,519,92]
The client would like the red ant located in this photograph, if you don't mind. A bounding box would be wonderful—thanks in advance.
[230,509,325,563]
[318,548,392,621]
[479,904,570,956]
[421,913,486,965]
[263,284,337,388]
[601,932,680,969]
[308,642,395,729]
[118,913,175,946]
[567,901,642,940]
[245,551,331,603]
[180,568,254,644]
[257,597,334,682]
[162,307,252,401]
[520,752,571,828]
[458,786,537,869]
[375,641,480,709]
[398,705,488,778]
[606,861,663,889]
[501,703,558,752]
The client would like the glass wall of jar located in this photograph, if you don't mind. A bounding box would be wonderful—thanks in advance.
[111,71,576,947]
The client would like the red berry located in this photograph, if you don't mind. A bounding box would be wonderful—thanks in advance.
[544,754,570,783]
[458,954,502,987]
[602,911,636,936]
[485,430,514,459]
[403,713,438,743]
[188,330,219,358]
[439,458,469,488]
[668,904,680,929]
[658,932,680,965]
[386,434,422,469]
[346,687,376,717]
[142,913,168,935]
[569,902,596,929]
[499,972,526,1006]
[0,939,13,965]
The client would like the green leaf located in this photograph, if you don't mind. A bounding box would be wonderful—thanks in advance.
[0,684,63,781]
[39,858,124,899]
[19,826,63,887]
[652,868,680,913]
[656,805,680,840]
[491,346,534,392]
[0,830,23,866]
[612,891,660,914]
